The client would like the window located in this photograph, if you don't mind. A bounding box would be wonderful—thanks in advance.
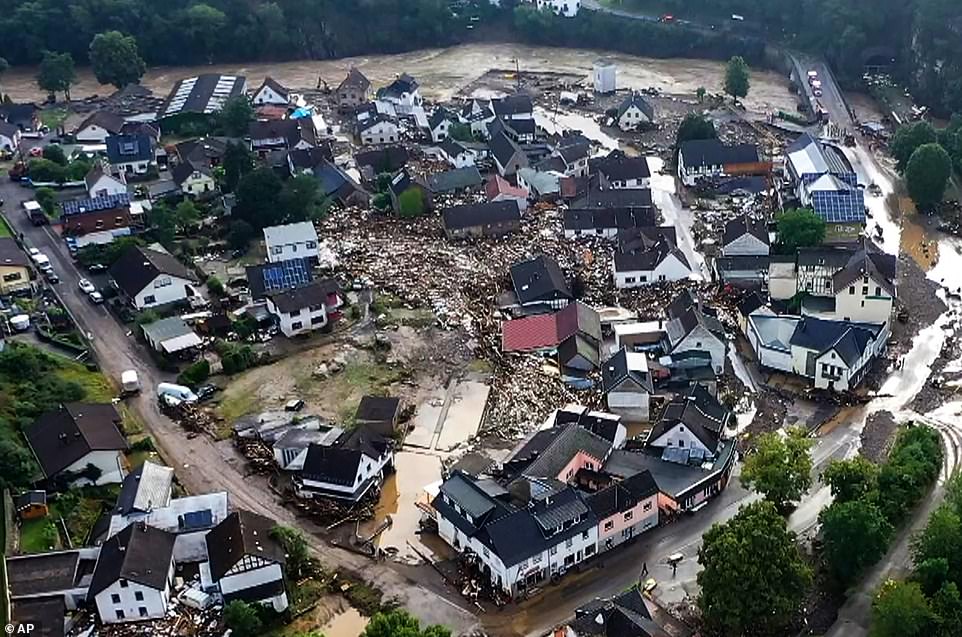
[624,277,635,284]
[550,546,558,555]
[482,547,489,557]
[116,610,125,620]
[875,286,882,296]
[624,511,633,521]
[658,275,666,281]
[291,321,303,330]
[138,607,148,618]
[311,315,326,325]
[119,579,128,588]
[565,538,573,549]
[532,553,542,563]
[582,530,589,540]
[639,275,647,282]
[290,309,301,317]
[3,272,22,282]
[135,591,144,602]
[111,594,121,604]
[306,241,317,249]
[849,286,855,295]
[862,286,869,295]
[155,276,172,288]
[271,246,283,255]
[585,544,596,557]
[292,244,298,252]
[679,439,685,448]
[643,501,652,511]
[142,295,156,305]
[518,559,527,570]
[604,520,614,531]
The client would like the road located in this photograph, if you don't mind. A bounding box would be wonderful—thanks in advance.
[0,178,482,634]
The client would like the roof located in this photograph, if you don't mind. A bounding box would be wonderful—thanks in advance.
[288,145,334,171]
[206,510,286,580]
[105,134,154,164]
[0,121,19,139]
[646,385,730,452]
[355,396,401,425]
[109,246,196,297]
[115,461,174,515]
[171,160,212,186]
[246,258,314,299]
[313,160,363,202]
[493,93,534,117]
[249,118,317,148]
[722,215,769,247]
[141,317,201,353]
[785,133,848,178]
[338,68,371,92]
[427,166,483,193]
[263,221,318,249]
[89,523,176,596]
[797,245,859,269]
[6,551,80,597]
[26,403,127,479]
[679,139,759,168]
[737,291,767,317]
[175,136,234,165]
[569,587,668,637]
[61,193,131,217]
[268,278,340,313]
[485,174,528,201]
[558,333,601,368]
[439,471,500,521]
[572,188,653,210]
[502,301,601,352]
[377,73,418,100]
[522,422,612,480]
[613,236,690,273]
[590,151,651,182]
[12,597,65,637]
[440,137,470,159]
[442,200,521,231]
[586,470,658,519]
[510,255,572,305]
[832,246,896,296]
[715,255,770,275]
[14,490,46,511]
[355,146,408,173]
[557,142,590,165]
[256,76,290,100]
[605,442,736,499]
[811,188,866,223]
[160,74,247,118]
[429,107,453,130]
[564,208,657,231]
[489,130,525,169]
[0,237,30,268]
[77,110,125,135]
[0,103,38,126]
[789,317,883,366]
[617,92,655,120]
[666,304,725,346]
[601,348,653,393]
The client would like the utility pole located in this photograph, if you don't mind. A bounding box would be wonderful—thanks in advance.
[514,57,521,92]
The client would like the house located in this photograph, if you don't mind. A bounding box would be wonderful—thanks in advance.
[562,587,669,637]
[60,193,134,244]
[829,248,896,324]
[0,103,40,132]
[141,317,202,355]
[174,136,234,169]
[25,403,127,486]
[677,139,763,187]
[388,169,431,215]
[105,134,154,176]
[614,321,666,353]
[490,130,529,177]
[89,522,176,623]
[442,201,522,239]
[429,108,455,142]
[563,208,657,240]
[713,255,771,287]
[783,133,851,199]
[485,175,529,211]
[264,221,320,264]
[114,461,174,516]
[75,111,125,144]
[510,255,572,312]
[439,138,476,168]
[336,68,372,112]
[376,73,422,110]
[518,167,564,200]
[266,279,342,338]
[354,396,402,438]
[159,74,248,120]
[355,146,409,181]
[459,99,497,138]
[616,92,655,130]
[109,245,199,309]
[492,93,534,123]
[664,291,727,374]
[590,151,651,189]
[313,160,370,207]
[799,174,866,237]
[285,145,335,175]
[587,470,659,552]
[602,348,654,422]
[502,301,602,354]
[0,238,32,295]
[171,160,216,197]
[14,491,48,521]
[427,166,483,195]
[6,548,100,614]
[251,77,291,106]
[272,422,344,471]
[294,426,395,501]
[249,118,317,156]
[572,187,655,214]
[358,116,400,146]
[646,384,731,457]
[0,121,20,152]
[203,510,288,611]
[85,165,127,199]
[721,215,769,256]
[613,232,691,288]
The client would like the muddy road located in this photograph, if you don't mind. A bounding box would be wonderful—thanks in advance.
[3,43,797,116]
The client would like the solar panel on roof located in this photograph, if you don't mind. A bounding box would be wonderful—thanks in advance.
[181,509,213,530]
[812,190,865,223]
[262,258,313,293]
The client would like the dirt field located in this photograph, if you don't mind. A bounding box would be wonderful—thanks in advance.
[3,43,796,117]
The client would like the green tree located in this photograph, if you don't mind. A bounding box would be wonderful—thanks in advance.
[912,505,962,586]
[871,579,934,637]
[270,526,314,579]
[280,174,321,222]
[398,188,425,217]
[362,609,451,637]
[697,501,811,636]
[776,208,826,254]
[675,113,717,146]
[206,275,225,297]
[822,456,879,503]
[223,600,262,637]
[0,438,36,490]
[42,144,67,165]
[891,121,938,172]
[36,51,76,101]
[696,86,707,102]
[0,57,8,98]
[820,499,892,585]
[916,558,951,596]
[148,202,177,245]
[27,158,66,183]
[184,3,227,62]
[448,122,473,142]
[222,142,255,192]
[235,168,284,229]
[932,582,962,637]
[173,200,200,232]
[724,56,750,104]
[89,31,146,88]
[35,187,57,216]
[740,427,814,509]
[177,359,210,387]
[218,95,254,136]
[906,143,952,211]
[228,220,256,251]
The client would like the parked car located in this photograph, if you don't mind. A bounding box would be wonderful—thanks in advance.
[88,290,104,304]
[44,270,60,284]
[78,278,95,294]
[87,263,108,273]
[196,384,220,401]
[285,398,305,412]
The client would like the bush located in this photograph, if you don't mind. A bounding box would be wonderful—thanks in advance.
[129,437,154,453]
[397,188,425,217]
[42,144,67,165]
[228,220,255,251]
[207,275,225,297]
[177,359,210,387]
[223,600,262,637]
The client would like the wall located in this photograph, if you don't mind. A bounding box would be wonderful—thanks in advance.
[132,275,195,309]
[673,325,725,373]
[360,122,399,145]
[61,208,133,237]
[556,450,604,483]
[607,389,650,422]
[722,234,768,257]
[834,277,893,323]
[253,86,287,105]
[76,125,111,144]
[89,175,127,198]
[220,563,289,612]
[64,450,124,485]
[613,253,691,288]
[650,423,713,456]
[266,239,319,264]
[597,494,658,551]
[94,566,172,624]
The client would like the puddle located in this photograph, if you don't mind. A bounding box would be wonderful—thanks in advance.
[320,607,369,637]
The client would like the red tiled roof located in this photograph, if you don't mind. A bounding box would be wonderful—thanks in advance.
[486,175,528,201]
[502,303,585,352]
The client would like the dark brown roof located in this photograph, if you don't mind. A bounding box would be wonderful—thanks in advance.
[206,510,286,580]
[109,246,197,298]
[268,278,340,313]
[12,596,65,637]
[355,396,401,425]
[0,237,30,268]
[88,522,176,596]
[258,76,290,99]
[6,551,80,597]
[338,68,371,93]
[25,403,127,479]
[77,110,125,135]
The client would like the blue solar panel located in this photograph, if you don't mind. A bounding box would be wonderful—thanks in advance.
[181,509,213,530]
[262,258,313,293]
[812,189,865,223]
[61,193,131,216]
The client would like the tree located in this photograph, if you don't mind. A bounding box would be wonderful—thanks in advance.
[42,144,67,165]
[36,51,76,101]
[932,582,962,637]
[280,174,321,222]
[398,188,425,217]
[0,57,8,98]
[696,86,707,102]
[697,501,811,636]
[89,31,146,88]
[184,3,227,62]
[35,187,57,216]
[222,142,255,192]
[270,526,314,579]
[0,438,36,490]
[362,609,451,637]
[776,208,826,254]
[173,200,200,232]
[871,579,934,637]
[219,95,254,136]
[449,122,473,142]
[223,600,262,637]
[906,143,952,212]
[206,275,225,297]
[228,220,256,251]
[148,203,178,245]
[891,121,938,172]
[724,56,750,104]
[820,499,892,585]
[27,158,66,183]
[675,113,717,146]
[912,505,962,586]
[740,427,814,509]
[235,168,284,229]
[822,456,879,503]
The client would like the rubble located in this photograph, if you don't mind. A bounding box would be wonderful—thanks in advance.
[859,410,899,463]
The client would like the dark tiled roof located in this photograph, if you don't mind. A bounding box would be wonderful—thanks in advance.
[377,73,418,100]
[427,166,482,193]
[355,146,408,173]
[429,107,453,130]
[439,471,500,521]
[510,255,571,305]
[832,246,896,297]
[715,255,770,274]
[355,396,400,425]
[523,424,612,480]
[722,215,769,246]
[160,74,247,118]
[206,510,286,580]
[109,246,196,297]
[646,385,730,452]
[26,403,126,479]
[789,317,883,367]
[89,523,176,596]
[258,76,290,99]
[268,278,340,313]
[590,151,651,182]
[171,160,212,186]
[564,208,657,231]
[6,552,79,597]
[13,490,46,511]
[77,110,125,135]
[338,68,371,92]
[493,93,533,117]
[288,145,334,171]
[105,134,154,164]
[679,139,759,168]
[489,130,525,170]
[12,597,65,637]
[572,188,653,210]
[442,201,520,231]
[249,118,317,149]
[300,425,391,487]
[613,236,689,273]
[586,470,657,519]
[558,333,601,368]
[737,291,767,317]
[0,238,29,268]
[601,347,653,393]
[617,92,655,120]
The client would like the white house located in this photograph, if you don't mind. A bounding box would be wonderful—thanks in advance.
[85,165,127,199]
[602,348,653,422]
[593,60,616,94]
[109,245,200,309]
[203,511,289,612]
[429,108,454,142]
[272,422,344,471]
[105,134,155,176]
[615,93,655,131]
[90,523,177,624]
[677,139,760,187]
[358,117,400,146]
[25,403,127,486]
[0,121,21,151]
[590,151,651,189]
[294,426,394,502]
[251,77,292,106]
[265,278,342,338]
[376,73,422,111]
[613,237,692,288]
[645,384,730,457]
[665,291,727,374]
[75,111,125,144]
[440,138,476,168]
[721,216,769,256]
[172,161,216,197]
[264,221,320,264]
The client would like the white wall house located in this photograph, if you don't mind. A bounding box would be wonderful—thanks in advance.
[833,274,894,324]
[251,77,291,106]
[440,139,476,169]
[593,60,616,94]
[295,429,394,502]
[359,119,399,145]
[602,349,653,422]
[86,169,127,199]
[648,422,714,456]
[265,279,342,338]
[613,251,691,289]
[263,221,319,264]
[109,246,199,310]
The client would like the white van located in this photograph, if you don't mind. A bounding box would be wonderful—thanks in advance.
[157,382,198,404]
[121,370,141,394]
[32,254,52,272]
[731,14,745,21]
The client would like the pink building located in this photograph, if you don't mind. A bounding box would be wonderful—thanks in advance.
[586,470,659,552]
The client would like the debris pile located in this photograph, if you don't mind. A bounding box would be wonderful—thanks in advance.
[68,582,223,636]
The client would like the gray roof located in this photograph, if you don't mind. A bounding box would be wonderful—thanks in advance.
[26,403,127,479]
[679,139,759,168]
[141,316,195,343]
[510,255,571,305]
[115,461,174,515]
[439,471,499,520]
[722,215,769,247]
[160,74,247,118]
[647,384,730,452]
[89,523,176,596]
[604,441,736,500]
[789,317,883,367]
[832,245,896,297]
[263,221,318,249]
[269,278,340,313]
[489,130,526,170]
[572,188,653,210]
[0,237,30,268]
[590,151,651,182]
[442,200,521,231]
[206,510,286,580]
[7,551,81,597]
[338,68,370,92]
[617,92,655,120]
[427,166,483,193]
[666,305,725,345]
[523,424,612,480]
[601,347,653,393]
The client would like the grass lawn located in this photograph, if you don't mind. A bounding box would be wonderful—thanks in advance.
[50,484,121,546]
[320,360,406,425]
[0,217,12,238]
[216,389,259,433]
[39,108,68,130]
[18,517,60,554]
[52,355,115,402]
